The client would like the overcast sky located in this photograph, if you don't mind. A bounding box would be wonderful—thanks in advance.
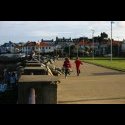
[0,21,125,44]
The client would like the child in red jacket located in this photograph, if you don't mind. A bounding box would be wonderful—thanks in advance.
[74,57,83,76]
[63,57,71,78]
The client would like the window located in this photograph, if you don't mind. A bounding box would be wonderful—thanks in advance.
[49,47,51,49]
[42,47,44,49]
[46,47,48,49]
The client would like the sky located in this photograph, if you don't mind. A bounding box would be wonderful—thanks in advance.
[0,21,125,44]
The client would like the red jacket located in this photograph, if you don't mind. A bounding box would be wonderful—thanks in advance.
[75,59,83,68]
[63,60,71,69]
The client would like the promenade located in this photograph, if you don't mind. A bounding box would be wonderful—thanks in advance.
[55,59,125,104]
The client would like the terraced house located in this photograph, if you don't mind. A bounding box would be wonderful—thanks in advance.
[21,40,55,55]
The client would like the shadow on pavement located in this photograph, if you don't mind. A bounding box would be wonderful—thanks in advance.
[92,72,125,76]
[58,97,125,103]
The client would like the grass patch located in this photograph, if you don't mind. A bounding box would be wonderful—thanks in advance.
[79,57,125,72]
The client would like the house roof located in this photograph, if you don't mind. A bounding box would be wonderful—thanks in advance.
[78,41,93,46]
[36,42,54,47]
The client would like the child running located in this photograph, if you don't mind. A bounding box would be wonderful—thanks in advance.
[63,57,71,78]
[74,57,83,76]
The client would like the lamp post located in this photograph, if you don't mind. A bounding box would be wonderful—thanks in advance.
[69,44,70,58]
[117,37,119,57]
[56,46,57,56]
[111,21,114,61]
[54,45,58,58]
[91,29,95,60]
[83,38,85,57]
[77,40,79,57]
[39,43,40,62]
[27,45,28,57]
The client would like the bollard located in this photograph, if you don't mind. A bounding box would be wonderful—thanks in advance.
[28,88,35,104]
[23,67,48,75]
[18,75,59,104]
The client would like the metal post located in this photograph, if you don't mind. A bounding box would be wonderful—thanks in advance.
[77,44,78,57]
[83,39,84,57]
[27,46,28,57]
[117,37,119,57]
[62,48,64,58]
[69,44,70,57]
[92,29,95,60]
[56,47,57,57]
[39,44,40,62]
[21,44,22,53]
[111,22,112,61]
[111,21,114,61]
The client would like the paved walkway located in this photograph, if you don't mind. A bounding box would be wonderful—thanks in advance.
[55,59,125,104]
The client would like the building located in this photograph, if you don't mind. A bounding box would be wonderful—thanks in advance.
[0,41,16,53]
[22,41,55,55]
[38,41,54,53]
[55,37,72,47]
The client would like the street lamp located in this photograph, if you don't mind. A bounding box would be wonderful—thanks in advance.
[56,46,57,56]
[117,37,119,57]
[91,29,95,60]
[27,45,28,57]
[111,21,114,61]
[69,44,70,58]
[83,38,85,57]
[39,43,40,62]
[77,40,79,57]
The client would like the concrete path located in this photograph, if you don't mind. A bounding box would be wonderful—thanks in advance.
[55,59,125,104]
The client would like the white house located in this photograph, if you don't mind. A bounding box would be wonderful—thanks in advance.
[38,42,54,53]
[22,41,55,54]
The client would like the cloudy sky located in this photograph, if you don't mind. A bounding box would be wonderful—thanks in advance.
[0,21,125,44]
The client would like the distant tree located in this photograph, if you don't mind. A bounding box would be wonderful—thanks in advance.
[93,37,99,42]
[70,45,75,53]
[100,32,108,39]
[97,32,108,43]
[83,37,89,41]
[63,46,69,54]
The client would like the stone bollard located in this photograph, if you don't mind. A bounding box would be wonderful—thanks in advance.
[23,67,48,75]
[18,75,59,104]
[28,88,35,104]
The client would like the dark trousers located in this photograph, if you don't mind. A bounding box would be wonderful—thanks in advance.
[76,67,80,76]
[65,68,70,77]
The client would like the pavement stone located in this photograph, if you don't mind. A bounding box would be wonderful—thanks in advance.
[55,59,125,104]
